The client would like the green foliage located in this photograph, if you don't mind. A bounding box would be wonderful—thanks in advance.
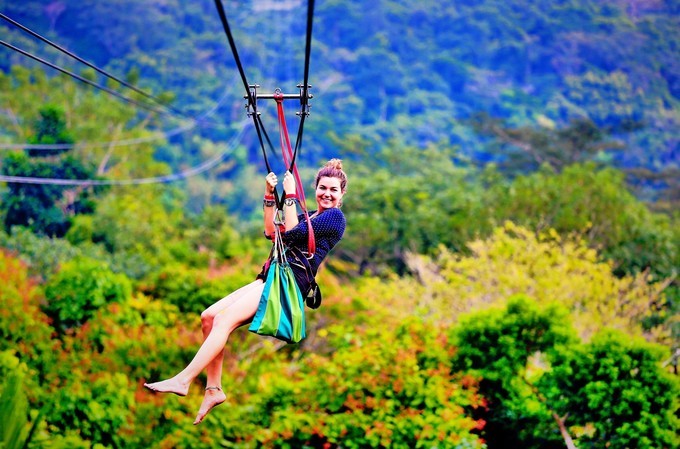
[175,206,249,266]
[564,70,646,125]
[341,142,490,273]
[144,262,256,315]
[491,163,678,278]
[0,250,59,381]
[83,186,187,278]
[544,330,680,449]
[0,370,32,449]
[471,115,626,173]
[26,104,74,156]
[0,105,100,237]
[46,372,134,449]
[452,296,680,449]
[0,357,44,449]
[425,222,671,343]
[452,296,574,448]
[43,257,132,331]
[452,296,575,381]
[0,151,98,238]
[90,295,197,381]
[0,223,108,280]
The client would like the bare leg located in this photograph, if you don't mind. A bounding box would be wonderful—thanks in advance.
[202,282,260,389]
[144,280,264,400]
[193,282,262,424]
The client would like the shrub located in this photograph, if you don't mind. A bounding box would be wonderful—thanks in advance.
[43,257,132,332]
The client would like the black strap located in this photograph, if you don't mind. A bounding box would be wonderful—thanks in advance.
[288,247,322,309]
[214,0,285,205]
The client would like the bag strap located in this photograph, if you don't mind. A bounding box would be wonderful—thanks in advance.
[288,246,322,309]
[274,91,316,256]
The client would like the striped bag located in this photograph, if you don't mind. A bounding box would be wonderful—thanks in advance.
[249,226,306,343]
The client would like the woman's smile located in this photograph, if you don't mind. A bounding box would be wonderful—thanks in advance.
[315,176,344,212]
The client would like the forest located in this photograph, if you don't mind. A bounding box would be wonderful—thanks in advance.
[0,0,678,448]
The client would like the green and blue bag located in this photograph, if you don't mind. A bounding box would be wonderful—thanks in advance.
[249,226,306,343]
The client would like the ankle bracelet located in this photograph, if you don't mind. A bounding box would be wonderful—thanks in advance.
[205,386,222,391]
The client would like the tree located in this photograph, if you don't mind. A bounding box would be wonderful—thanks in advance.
[452,296,680,449]
[544,330,680,449]
[0,249,60,380]
[1,105,100,237]
[339,141,490,274]
[45,372,135,448]
[43,256,132,332]
[25,104,74,157]
[451,296,577,449]
[470,114,627,174]
[490,163,678,279]
[423,222,672,343]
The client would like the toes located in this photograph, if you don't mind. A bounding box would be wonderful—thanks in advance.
[193,414,206,425]
[193,395,226,425]
[193,409,208,425]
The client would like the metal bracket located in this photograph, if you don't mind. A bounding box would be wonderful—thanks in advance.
[244,83,313,117]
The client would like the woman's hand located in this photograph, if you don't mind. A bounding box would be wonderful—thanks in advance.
[265,172,277,194]
[282,171,296,195]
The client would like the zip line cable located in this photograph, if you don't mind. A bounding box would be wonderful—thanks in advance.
[212,0,314,174]
[0,40,173,117]
[301,0,314,105]
[0,6,313,184]
[0,121,194,151]
[0,79,236,151]
[290,0,315,170]
[0,12,186,117]
[212,0,278,174]
[0,120,249,186]
[212,0,258,121]
[212,0,317,254]
[0,13,254,186]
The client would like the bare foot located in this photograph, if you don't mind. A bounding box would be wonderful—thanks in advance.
[143,377,190,396]
[193,387,226,425]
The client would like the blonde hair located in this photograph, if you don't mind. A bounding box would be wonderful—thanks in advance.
[315,158,347,192]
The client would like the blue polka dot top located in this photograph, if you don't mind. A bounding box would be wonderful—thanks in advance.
[282,207,346,277]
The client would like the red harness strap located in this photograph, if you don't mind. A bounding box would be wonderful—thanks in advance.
[274,92,316,256]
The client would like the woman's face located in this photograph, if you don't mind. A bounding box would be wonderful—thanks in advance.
[315,176,344,212]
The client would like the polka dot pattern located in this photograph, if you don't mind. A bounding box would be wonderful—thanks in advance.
[283,207,346,276]
[256,208,346,296]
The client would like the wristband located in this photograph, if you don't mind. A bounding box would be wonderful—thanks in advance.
[264,194,275,200]
[263,198,276,207]
[284,193,297,199]
[284,197,297,207]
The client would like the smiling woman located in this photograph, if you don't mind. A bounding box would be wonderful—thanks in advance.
[143,158,347,425]
[260,159,348,305]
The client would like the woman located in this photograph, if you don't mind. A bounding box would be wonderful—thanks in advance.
[144,159,347,425]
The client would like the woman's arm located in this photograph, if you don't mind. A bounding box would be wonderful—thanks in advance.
[263,172,278,238]
[282,171,299,232]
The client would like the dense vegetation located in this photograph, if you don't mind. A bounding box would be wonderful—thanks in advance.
[0,1,678,448]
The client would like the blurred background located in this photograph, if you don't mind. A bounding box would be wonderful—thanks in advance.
[0,1,677,448]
